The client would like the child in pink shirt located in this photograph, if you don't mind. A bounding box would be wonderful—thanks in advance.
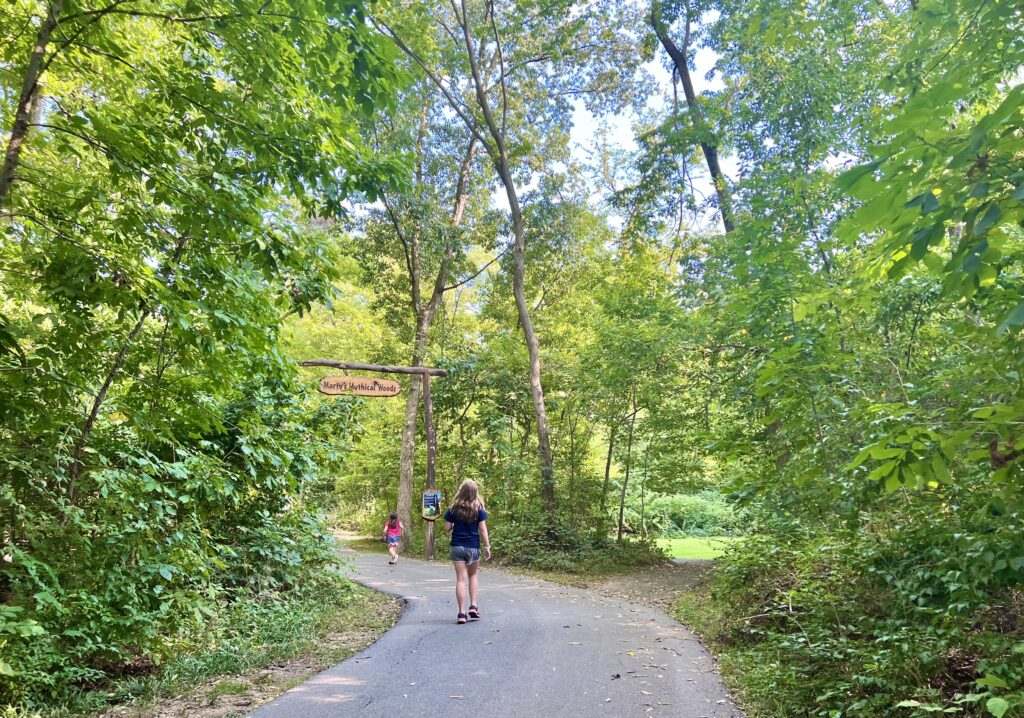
[383,512,403,565]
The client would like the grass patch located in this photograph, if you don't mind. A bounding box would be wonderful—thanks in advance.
[656,536,740,560]
[28,574,399,718]
[206,680,247,705]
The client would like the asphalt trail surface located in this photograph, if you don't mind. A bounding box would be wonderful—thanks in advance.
[250,552,741,718]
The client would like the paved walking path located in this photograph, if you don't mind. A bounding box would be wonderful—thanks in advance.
[249,553,741,718]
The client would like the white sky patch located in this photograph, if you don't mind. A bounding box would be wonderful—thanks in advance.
[824,151,857,171]
[567,37,734,231]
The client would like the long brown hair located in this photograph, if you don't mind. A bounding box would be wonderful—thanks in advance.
[449,480,483,523]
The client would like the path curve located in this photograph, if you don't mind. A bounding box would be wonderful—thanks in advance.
[250,553,741,718]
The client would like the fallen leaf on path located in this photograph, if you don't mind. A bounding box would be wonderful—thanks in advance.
[570,641,582,645]
[449,695,464,699]
[611,674,621,680]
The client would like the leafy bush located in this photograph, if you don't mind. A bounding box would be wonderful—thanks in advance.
[492,516,665,574]
[683,483,1024,717]
[0,379,358,708]
[645,491,749,537]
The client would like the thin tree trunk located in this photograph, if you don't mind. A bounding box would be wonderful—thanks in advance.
[616,394,638,545]
[394,138,476,546]
[567,408,577,496]
[640,461,647,539]
[396,337,426,544]
[650,0,735,233]
[1,0,63,206]
[384,5,556,512]
[457,0,555,512]
[600,424,617,515]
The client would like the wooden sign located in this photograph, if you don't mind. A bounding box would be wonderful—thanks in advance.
[318,376,401,397]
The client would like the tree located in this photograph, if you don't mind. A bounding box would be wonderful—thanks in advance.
[354,79,496,543]
[375,0,643,513]
[649,0,735,233]
[0,0,400,701]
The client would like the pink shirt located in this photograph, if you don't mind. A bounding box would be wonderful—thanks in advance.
[384,521,403,537]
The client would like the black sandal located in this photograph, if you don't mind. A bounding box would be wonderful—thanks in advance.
[457,613,468,624]
[467,605,480,619]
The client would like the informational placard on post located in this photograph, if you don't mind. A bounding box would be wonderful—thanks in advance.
[422,490,442,521]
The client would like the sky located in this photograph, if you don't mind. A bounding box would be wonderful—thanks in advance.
[563,42,737,231]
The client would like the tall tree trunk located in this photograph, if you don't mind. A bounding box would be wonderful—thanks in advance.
[394,139,475,547]
[511,197,556,512]
[457,0,555,512]
[1,0,63,206]
[640,461,647,539]
[600,423,617,516]
[616,394,638,545]
[650,1,735,233]
[396,330,427,544]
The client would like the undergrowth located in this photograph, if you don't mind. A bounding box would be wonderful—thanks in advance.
[491,518,666,575]
[673,497,1024,718]
[345,516,667,577]
[8,572,395,718]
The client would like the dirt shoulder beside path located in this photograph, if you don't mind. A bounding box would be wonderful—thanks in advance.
[586,559,714,611]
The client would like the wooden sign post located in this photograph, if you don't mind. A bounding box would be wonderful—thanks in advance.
[421,370,438,558]
[301,359,448,560]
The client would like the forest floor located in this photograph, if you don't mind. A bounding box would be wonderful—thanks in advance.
[587,559,713,610]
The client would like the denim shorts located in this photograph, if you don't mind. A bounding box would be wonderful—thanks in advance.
[449,545,480,564]
[386,535,401,545]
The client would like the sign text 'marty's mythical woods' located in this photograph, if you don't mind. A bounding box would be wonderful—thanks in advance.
[317,375,402,397]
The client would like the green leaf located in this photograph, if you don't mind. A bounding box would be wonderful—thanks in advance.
[885,473,902,493]
[985,697,1009,718]
[977,675,1009,689]
[931,454,950,483]
[836,159,882,194]
[868,460,899,481]
[997,302,1024,335]
[974,204,1002,236]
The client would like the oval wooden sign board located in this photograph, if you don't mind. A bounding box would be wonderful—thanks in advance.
[318,376,401,397]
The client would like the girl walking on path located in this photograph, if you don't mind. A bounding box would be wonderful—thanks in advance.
[383,512,403,565]
[443,480,490,624]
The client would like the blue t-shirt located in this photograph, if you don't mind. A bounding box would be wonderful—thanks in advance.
[444,507,488,548]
